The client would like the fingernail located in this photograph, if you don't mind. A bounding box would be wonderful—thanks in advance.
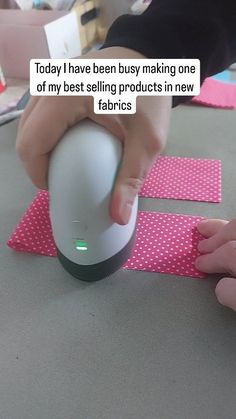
[119,201,132,224]
[197,219,208,231]
[198,219,208,225]
[195,257,208,274]
[194,256,201,270]
[198,239,207,252]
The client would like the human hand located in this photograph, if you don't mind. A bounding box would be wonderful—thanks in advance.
[195,218,236,311]
[16,47,172,225]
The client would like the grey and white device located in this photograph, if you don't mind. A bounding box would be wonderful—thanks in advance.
[49,119,138,281]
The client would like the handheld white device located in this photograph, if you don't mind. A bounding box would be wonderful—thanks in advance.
[49,119,138,281]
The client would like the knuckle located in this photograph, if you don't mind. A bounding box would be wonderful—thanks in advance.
[125,177,144,193]
[146,131,164,155]
[228,218,236,232]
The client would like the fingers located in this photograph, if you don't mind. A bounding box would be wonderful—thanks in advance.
[110,96,171,224]
[198,218,235,254]
[16,97,88,189]
[197,218,228,238]
[110,123,163,224]
[215,277,236,311]
[110,143,153,224]
[197,219,236,311]
[195,240,236,274]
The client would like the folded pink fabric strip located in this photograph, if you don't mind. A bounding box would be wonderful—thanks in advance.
[7,191,205,279]
[192,78,236,109]
[140,156,221,202]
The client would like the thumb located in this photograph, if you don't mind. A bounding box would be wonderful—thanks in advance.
[110,134,160,225]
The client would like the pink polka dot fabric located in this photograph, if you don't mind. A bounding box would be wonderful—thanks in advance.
[7,191,205,279]
[124,211,205,279]
[140,156,221,202]
[192,78,236,109]
[7,190,57,257]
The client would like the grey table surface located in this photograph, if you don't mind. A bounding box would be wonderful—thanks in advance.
[1,106,236,419]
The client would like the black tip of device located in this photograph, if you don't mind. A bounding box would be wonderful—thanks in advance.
[57,227,137,282]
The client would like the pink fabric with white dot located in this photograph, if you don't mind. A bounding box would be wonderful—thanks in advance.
[8,190,57,257]
[7,191,205,279]
[192,77,236,109]
[140,156,221,202]
[124,211,205,278]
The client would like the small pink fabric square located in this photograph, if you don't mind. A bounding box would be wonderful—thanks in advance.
[7,191,205,279]
[140,156,221,202]
[192,78,236,109]
[124,211,205,278]
[7,190,57,257]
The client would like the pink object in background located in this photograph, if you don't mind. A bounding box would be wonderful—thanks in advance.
[0,83,6,94]
[0,65,6,93]
[140,156,221,203]
[124,211,206,279]
[7,191,205,279]
[192,78,236,109]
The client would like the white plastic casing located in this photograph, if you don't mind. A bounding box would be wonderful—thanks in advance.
[49,119,138,266]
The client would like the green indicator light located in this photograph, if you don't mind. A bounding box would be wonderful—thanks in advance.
[75,240,88,251]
